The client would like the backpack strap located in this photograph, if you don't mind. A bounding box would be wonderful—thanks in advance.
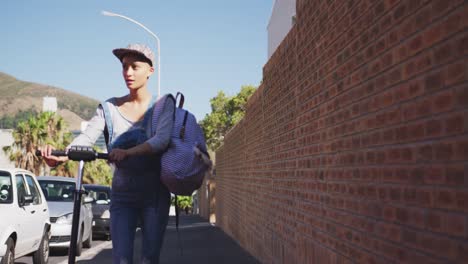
[100,100,113,152]
[175,194,184,256]
[168,94,177,120]
[175,92,184,108]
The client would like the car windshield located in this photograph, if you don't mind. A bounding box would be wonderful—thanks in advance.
[0,171,13,204]
[85,186,111,203]
[39,180,75,202]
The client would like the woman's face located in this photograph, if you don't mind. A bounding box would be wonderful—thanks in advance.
[121,54,154,90]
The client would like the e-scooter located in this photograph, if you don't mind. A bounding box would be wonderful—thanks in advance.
[37,146,108,264]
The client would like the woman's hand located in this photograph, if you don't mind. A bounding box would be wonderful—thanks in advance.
[37,145,68,167]
[109,148,129,163]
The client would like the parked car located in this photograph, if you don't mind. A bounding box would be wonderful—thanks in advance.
[0,168,50,264]
[83,184,111,240]
[37,176,94,256]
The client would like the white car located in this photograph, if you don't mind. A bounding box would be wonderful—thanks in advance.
[37,176,94,256]
[0,168,50,264]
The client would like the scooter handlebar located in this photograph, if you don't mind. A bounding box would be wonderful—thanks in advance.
[96,153,109,160]
[35,146,108,161]
[35,150,67,157]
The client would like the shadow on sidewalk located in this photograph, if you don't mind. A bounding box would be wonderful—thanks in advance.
[77,214,259,264]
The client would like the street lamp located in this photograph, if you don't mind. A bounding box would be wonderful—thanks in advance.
[102,10,161,98]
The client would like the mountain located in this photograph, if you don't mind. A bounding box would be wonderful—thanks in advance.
[0,72,99,131]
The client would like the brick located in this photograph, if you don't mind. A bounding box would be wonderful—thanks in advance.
[409,167,425,184]
[455,191,468,212]
[413,5,431,33]
[403,187,432,207]
[375,222,402,242]
[415,98,432,119]
[387,28,399,47]
[434,141,455,161]
[402,98,431,121]
[424,70,444,92]
[443,212,466,237]
[454,138,468,160]
[445,61,467,86]
[458,34,468,55]
[422,23,443,48]
[395,45,408,62]
[388,67,402,85]
[383,205,397,222]
[402,229,459,260]
[393,2,407,21]
[434,189,457,210]
[433,40,455,65]
[407,122,425,141]
[445,165,465,186]
[426,210,443,231]
[444,113,465,135]
[420,234,458,260]
[394,79,424,102]
[408,35,423,54]
[425,119,443,138]
[457,242,468,261]
[396,206,425,227]
[431,0,453,17]
[423,165,444,185]
[432,90,454,114]
[454,85,468,108]
[415,53,433,74]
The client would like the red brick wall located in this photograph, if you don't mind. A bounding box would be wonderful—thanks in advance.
[215,0,467,263]
[198,174,216,223]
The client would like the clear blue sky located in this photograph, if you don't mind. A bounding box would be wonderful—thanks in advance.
[0,1,273,120]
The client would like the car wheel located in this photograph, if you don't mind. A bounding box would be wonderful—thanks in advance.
[1,238,14,264]
[83,230,92,248]
[76,229,83,257]
[32,231,49,264]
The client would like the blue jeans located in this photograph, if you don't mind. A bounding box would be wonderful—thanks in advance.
[110,187,170,264]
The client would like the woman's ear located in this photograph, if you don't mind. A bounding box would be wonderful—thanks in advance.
[147,66,155,79]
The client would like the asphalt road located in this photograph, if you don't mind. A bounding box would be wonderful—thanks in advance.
[15,237,112,264]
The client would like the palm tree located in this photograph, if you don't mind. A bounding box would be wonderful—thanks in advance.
[83,158,112,185]
[3,115,47,174]
[3,111,74,176]
[43,112,76,177]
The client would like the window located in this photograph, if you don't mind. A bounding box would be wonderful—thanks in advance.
[38,180,75,202]
[85,187,111,202]
[0,171,13,204]
[16,174,27,205]
[25,175,42,205]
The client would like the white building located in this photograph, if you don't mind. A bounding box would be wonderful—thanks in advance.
[42,96,57,112]
[267,0,296,59]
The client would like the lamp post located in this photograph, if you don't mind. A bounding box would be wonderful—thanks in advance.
[102,10,161,98]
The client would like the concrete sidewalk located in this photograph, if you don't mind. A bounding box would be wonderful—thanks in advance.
[77,214,259,264]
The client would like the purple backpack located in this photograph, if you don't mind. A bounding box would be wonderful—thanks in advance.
[151,93,211,196]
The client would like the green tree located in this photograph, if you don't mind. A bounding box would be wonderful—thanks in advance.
[3,111,71,175]
[2,111,112,183]
[200,85,257,150]
[171,195,193,214]
[0,108,38,129]
[82,147,112,185]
